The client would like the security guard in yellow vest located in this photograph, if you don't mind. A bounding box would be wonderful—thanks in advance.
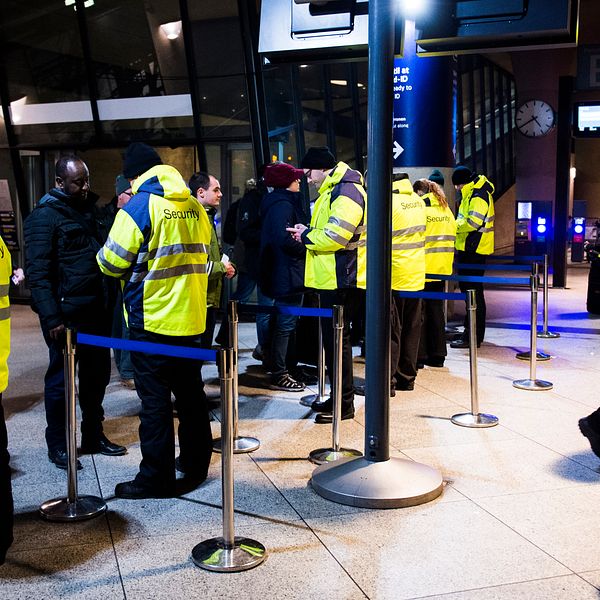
[388,174,427,392]
[97,143,213,499]
[0,235,13,563]
[287,147,366,423]
[450,166,495,348]
[413,178,456,367]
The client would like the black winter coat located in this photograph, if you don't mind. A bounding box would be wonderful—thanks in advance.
[24,189,111,331]
[259,188,308,299]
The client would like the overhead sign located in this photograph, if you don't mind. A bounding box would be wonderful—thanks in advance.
[392,21,454,168]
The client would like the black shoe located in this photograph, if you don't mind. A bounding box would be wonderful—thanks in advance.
[450,338,481,349]
[81,435,127,456]
[269,373,305,392]
[579,418,600,459]
[315,406,355,424]
[416,362,425,370]
[424,357,445,367]
[353,385,366,396]
[395,380,415,391]
[114,480,172,499]
[311,397,333,412]
[48,448,82,470]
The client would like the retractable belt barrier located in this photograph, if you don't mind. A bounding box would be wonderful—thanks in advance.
[222,300,360,465]
[454,263,534,271]
[428,265,554,389]
[485,254,545,262]
[396,289,498,428]
[51,328,267,571]
[39,328,108,522]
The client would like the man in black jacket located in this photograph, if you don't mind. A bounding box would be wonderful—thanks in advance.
[24,156,126,470]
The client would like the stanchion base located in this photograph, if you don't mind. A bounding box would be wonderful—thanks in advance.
[537,331,560,339]
[191,536,266,572]
[451,412,499,428]
[300,393,329,408]
[515,351,552,361]
[308,447,362,465]
[213,436,260,454]
[39,495,107,522]
[311,456,443,509]
[512,378,553,391]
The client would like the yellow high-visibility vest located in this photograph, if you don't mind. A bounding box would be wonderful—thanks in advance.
[0,235,11,393]
[421,192,456,279]
[455,174,495,255]
[97,165,212,336]
[390,179,426,291]
[303,162,367,290]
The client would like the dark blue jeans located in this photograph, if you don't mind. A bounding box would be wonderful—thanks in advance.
[129,328,213,491]
[269,294,304,376]
[42,320,111,452]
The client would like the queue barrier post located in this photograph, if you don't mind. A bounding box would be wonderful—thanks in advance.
[516,262,552,361]
[451,290,498,428]
[538,253,560,339]
[309,305,361,465]
[300,297,330,408]
[39,328,107,521]
[513,272,553,391]
[192,348,266,572]
[213,300,260,454]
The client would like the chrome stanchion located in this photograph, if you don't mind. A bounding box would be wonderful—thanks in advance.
[300,310,329,408]
[452,290,498,428]
[516,262,552,361]
[538,254,560,339]
[214,301,260,454]
[513,274,553,391]
[192,348,266,572]
[40,328,107,521]
[309,305,361,464]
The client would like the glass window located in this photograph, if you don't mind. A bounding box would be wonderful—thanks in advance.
[2,0,95,146]
[86,0,195,142]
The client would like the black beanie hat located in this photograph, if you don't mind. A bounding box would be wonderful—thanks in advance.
[122,143,162,179]
[452,166,473,186]
[300,146,337,169]
[429,169,445,186]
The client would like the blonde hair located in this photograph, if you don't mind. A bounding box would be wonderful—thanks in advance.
[413,178,448,208]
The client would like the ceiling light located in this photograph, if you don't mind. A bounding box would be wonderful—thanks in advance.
[330,79,348,86]
[160,21,182,40]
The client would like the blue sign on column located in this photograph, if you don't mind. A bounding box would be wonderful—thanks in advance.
[393,21,454,168]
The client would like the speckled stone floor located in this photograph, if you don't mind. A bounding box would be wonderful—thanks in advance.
[2,263,600,599]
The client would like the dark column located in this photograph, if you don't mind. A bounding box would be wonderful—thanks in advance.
[553,76,573,288]
[364,0,395,463]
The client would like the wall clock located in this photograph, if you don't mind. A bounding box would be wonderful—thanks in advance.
[515,100,556,138]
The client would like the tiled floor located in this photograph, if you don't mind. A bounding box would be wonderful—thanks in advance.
[2,264,600,599]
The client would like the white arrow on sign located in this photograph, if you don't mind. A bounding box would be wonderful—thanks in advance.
[393,140,404,159]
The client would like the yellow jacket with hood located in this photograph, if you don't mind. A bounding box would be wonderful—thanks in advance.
[97,165,212,336]
[301,161,367,290]
[455,174,495,255]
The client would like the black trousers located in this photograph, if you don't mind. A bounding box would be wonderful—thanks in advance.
[457,250,487,344]
[319,288,363,409]
[418,281,447,361]
[391,296,423,387]
[42,319,111,452]
[0,394,13,564]
[130,328,213,491]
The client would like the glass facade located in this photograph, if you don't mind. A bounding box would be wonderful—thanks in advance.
[0,0,516,275]
[456,55,516,197]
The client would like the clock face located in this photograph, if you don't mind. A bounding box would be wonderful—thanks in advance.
[515,100,555,138]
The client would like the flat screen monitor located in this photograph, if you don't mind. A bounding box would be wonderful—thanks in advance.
[574,103,600,138]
